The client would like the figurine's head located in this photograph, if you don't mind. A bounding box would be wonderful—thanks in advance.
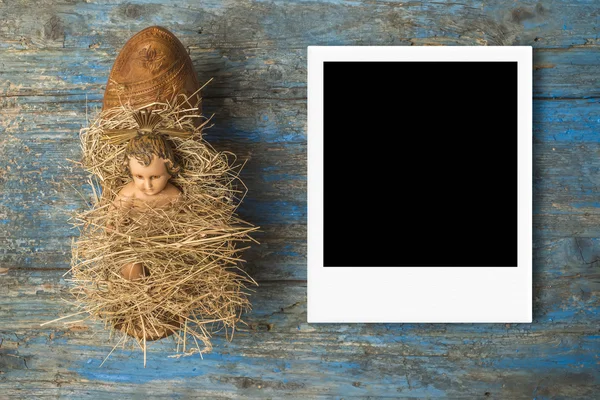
[123,133,180,196]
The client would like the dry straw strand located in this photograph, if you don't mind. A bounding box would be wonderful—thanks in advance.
[50,91,258,366]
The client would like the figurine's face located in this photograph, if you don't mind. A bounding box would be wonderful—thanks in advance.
[129,155,172,196]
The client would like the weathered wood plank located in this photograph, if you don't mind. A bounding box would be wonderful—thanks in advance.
[0,270,598,398]
[0,47,599,101]
[533,48,600,98]
[1,333,598,399]
[1,264,598,333]
[0,0,598,50]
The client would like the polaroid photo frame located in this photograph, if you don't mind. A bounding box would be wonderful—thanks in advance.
[307,46,532,323]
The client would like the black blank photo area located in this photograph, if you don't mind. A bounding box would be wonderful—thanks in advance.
[323,61,517,267]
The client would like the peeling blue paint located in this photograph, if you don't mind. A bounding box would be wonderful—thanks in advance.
[571,201,600,209]
[263,173,306,183]
[494,352,599,371]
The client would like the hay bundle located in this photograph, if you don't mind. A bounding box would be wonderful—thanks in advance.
[56,93,258,366]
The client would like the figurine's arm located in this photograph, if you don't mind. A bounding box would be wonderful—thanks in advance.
[151,183,182,208]
[107,184,135,232]
[111,182,136,209]
[111,194,132,210]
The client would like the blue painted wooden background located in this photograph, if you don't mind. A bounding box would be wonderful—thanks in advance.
[1,0,599,398]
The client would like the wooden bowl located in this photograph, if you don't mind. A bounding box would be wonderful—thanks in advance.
[103,26,201,111]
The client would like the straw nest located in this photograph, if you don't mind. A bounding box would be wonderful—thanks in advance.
[58,93,258,366]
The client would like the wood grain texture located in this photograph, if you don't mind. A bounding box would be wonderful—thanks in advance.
[1,269,599,398]
[1,0,599,398]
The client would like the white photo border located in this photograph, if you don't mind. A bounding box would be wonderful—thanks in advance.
[307,46,532,323]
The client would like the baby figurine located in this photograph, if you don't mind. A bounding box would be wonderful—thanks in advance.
[112,132,182,281]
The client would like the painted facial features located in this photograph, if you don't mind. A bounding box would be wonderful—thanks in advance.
[129,154,171,196]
